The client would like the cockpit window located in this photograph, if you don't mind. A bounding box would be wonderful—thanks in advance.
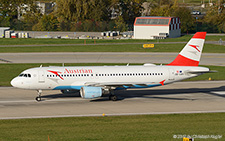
[18,73,31,78]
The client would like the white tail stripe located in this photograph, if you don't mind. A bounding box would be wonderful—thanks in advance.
[179,38,205,61]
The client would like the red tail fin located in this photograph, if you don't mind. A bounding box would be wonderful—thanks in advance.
[167,32,206,66]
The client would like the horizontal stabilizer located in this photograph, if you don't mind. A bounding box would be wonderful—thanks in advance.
[185,67,211,74]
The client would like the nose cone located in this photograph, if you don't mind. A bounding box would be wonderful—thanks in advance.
[11,77,21,88]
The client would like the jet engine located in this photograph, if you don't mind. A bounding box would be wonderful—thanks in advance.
[80,86,102,99]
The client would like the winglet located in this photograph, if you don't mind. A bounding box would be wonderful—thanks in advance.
[167,32,206,66]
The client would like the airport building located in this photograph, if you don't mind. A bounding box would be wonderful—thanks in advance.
[134,16,181,39]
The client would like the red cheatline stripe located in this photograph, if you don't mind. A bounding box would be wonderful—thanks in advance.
[167,54,199,66]
[192,32,206,39]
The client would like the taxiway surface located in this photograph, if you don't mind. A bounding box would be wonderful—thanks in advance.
[0,81,225,119]
[1,52,225,66]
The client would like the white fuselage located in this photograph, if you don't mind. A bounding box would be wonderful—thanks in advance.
[11,64,209,91]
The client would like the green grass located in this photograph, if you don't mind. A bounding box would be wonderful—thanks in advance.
[0,113,225,140]
[0,35,224,45]
[1,63,224,86]
[0,43,224,53]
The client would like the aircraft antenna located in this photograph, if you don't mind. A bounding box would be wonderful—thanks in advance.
[126,63,129,66]
[40,65,42,68]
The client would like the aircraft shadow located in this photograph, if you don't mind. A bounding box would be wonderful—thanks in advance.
[41,86,225,102]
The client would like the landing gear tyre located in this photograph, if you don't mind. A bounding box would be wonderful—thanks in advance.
[36,96,41,102]
[110,95,117,101]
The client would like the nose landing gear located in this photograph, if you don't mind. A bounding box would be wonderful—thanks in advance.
[36,90,42,102]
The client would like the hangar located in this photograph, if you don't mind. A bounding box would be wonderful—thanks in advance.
[134,16,181,39]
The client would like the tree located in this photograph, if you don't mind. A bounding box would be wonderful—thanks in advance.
[115,15,128,31]
[173,7,195,33]
[32,14,59,31]
[22,2,43,30]
[149,0,195,33]
[203,2,225,33]
[0,0,38,29]
[56,0,111,22]
[111,0,145,30]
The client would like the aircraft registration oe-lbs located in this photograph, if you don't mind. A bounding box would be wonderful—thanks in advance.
[11,32,213,102]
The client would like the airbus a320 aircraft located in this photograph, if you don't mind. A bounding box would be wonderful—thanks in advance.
[11,32,211,101]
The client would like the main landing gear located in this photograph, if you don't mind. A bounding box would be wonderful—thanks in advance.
[108,90,117,101]
[36,90,42,102]
[109,94,117,101]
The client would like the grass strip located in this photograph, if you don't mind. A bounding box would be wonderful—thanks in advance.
[0,113,225,140]
[0,35,224,45]
[0,43,224,53]
[0,63,224,86]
